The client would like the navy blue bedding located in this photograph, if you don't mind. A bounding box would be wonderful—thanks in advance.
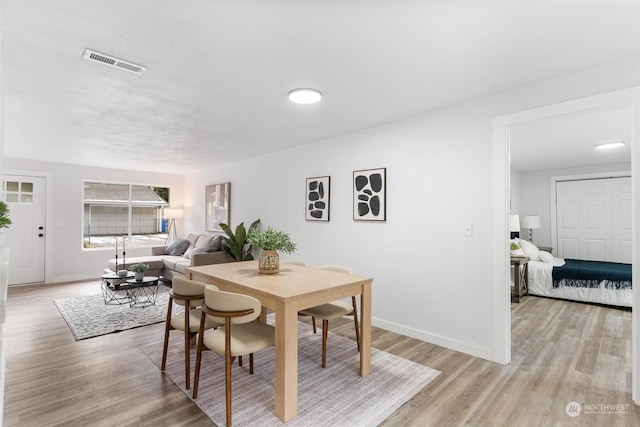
[552,259,632,290]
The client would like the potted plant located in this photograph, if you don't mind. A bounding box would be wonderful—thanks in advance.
[247,227,297,274]
[0,201,11,230]
[219,219,261,261]
[129,262,149,281]
[510,241,520,255]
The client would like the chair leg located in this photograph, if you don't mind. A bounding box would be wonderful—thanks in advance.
[249,353,254,374]
[184,308,192,389]
[161,298,173,371]
[351,296,360,352]
[238,355,243,366]
[322,319,329,368]
[225,322,233,427]
[312,316,317,334]
[193,339,202,398]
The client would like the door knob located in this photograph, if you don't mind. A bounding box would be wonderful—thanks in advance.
[38,233,44,237]
[38,226,44,230]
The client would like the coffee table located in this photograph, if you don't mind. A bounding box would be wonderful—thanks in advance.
[124,276,160,308]
[101,272,135,305]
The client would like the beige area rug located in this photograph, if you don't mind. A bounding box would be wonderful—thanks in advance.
[142,320,441,426]
[54,284,181,340]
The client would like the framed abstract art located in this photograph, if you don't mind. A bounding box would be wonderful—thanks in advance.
[205,182,230,232]
[306,176,330,221]
[353,168,386,221]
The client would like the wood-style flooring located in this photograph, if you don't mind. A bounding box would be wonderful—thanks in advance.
[3,281,639,426]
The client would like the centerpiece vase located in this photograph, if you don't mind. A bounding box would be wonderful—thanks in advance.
[258,249,279,274]
[135,271,145,281]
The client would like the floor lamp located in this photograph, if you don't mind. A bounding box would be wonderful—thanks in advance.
[164,208,183,244]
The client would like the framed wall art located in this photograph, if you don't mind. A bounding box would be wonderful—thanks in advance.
[306,176,330,221]
[205,182,230,232]
[353,168,386,221]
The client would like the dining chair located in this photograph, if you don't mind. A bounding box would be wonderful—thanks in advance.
[161,277,221,389]
[193,286,275,427]
[298,265,360,368]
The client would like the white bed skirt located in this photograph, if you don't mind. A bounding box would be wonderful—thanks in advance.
[525,260,632,308]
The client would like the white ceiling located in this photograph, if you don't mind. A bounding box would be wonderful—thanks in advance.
[2,1,639,174]
[510,107,633,172]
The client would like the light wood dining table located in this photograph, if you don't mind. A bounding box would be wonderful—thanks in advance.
[187,260,373,422]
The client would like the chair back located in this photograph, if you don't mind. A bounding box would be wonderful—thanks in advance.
[315,265,353,275]
[282,259,309,267]
[204,286,262,325]
[172,277,216,307]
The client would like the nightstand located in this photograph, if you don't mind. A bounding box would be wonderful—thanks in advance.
[510,255,529,303]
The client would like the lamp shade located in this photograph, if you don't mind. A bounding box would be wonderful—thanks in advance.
[521,215,541,229]
[163,208,183,219]
[509,215,520,232]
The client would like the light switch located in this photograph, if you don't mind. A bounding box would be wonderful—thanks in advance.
[463,222,473,237]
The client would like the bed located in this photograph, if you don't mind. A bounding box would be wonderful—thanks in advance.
[512,238,633,308]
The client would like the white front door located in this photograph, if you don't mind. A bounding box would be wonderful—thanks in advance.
[3,175,46,285]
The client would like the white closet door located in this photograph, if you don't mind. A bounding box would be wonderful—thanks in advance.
[611,177,633,263]
[556,177,630,263]
[556,181,581,259]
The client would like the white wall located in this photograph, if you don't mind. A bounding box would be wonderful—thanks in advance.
[184,59,640,362]
[2,158,183,283]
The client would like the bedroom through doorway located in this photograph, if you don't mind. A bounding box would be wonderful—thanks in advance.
[494,88,639,404]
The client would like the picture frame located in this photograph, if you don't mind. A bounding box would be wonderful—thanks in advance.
[306,176,330,221]
[205,182,230,232]
[353,168,386,221]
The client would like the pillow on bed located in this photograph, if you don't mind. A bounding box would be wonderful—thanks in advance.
[517,238,540,261]
[538,250,554,264]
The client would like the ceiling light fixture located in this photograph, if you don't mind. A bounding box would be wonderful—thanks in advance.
[595,141,625,150]
[288,88,322,104]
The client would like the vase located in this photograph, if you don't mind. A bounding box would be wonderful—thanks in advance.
[258,249,279,274]
[135,271,145,281]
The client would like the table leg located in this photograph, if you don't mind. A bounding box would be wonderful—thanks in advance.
[360,281,372,376]
[274,301,298,422]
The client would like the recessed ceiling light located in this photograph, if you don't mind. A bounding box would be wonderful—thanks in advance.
[288,88,322,104]
[595,141,625,150]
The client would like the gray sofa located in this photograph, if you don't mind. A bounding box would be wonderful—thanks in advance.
[107,233,234,282]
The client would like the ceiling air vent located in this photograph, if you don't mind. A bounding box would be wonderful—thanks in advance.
[82,49,146,75]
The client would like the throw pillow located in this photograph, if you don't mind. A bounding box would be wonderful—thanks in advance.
[538,251,554,264]
[165,238,190,256]
[205,236,223,252]
[195,234,215,250]
[516,238,540,261]
[184,247,204,260]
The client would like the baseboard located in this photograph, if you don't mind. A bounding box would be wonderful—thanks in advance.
[372,317,498,363]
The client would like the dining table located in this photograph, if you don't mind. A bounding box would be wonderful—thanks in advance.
[187,260,373,422]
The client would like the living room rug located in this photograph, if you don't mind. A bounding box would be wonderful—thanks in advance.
[142,321,441,427]
[54,284,181,340]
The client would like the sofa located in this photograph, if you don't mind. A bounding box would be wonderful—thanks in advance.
[107,233,234,282]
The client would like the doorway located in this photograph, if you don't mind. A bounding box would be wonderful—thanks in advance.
[3,174,46,284]
[492,88,640,403]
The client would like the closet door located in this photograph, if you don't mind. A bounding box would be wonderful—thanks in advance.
[611,177,632,263]
[556,177,630,262]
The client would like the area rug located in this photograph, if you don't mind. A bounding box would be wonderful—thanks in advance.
[54,285,181,340]
[142,321,441,426]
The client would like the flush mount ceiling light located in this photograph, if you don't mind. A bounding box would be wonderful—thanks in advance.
[595,141,625,150]
[288,88,322,104]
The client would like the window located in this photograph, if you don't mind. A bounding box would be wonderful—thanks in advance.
[4,180,34,203]
[83,181,170,249]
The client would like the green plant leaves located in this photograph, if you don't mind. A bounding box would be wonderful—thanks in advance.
[220,219,261,261]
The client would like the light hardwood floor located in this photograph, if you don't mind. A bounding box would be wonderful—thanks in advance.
[3,281,639,426]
